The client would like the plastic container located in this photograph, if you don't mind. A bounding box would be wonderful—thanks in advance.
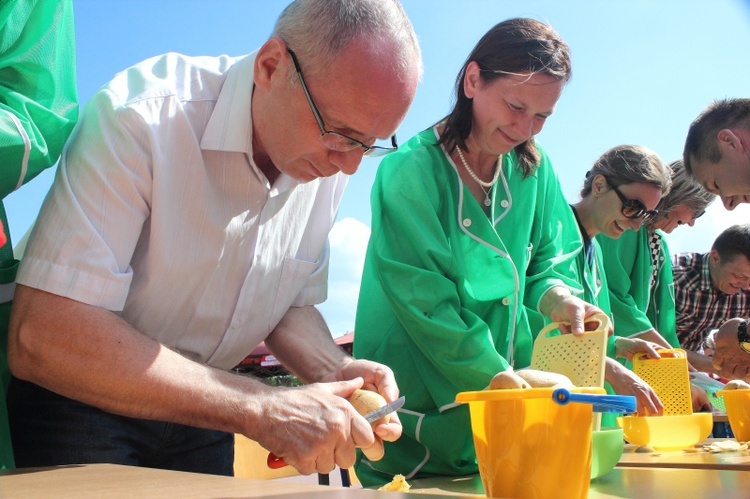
[591,428,624,479]
[717,389,750,441]
[456,387,604,498]
[633,349,692,415]
[616,413,713,450]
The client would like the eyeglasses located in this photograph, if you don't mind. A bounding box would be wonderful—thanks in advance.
[607,180,659,220]
[677,209,706,226]
[286,48,398,157]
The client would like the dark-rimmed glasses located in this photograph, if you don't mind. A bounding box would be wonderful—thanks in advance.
[607,179,659,220]
[286,48,398,157]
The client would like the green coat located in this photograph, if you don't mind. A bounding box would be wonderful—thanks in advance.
[597,227,679,348]
[0,0,78,469]
[353,128,582,485]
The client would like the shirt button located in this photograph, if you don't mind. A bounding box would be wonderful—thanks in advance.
[501,297,510,306]
[463,218,472,227]
[500,200,509,208]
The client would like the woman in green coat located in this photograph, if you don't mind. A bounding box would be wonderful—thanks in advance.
[567,145,673,422]
[598,160,715,411]
[353,18,602,487]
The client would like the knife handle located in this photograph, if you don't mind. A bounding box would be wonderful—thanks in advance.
[267,452,288,469]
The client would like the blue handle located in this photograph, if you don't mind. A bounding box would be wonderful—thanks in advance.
[552,388,636,414]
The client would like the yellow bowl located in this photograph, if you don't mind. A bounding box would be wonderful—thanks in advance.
[616,413,713,450]
[717,389,750,441]
[591,428,624,479]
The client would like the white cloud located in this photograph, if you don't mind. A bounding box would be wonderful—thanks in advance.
[318,217,371,337]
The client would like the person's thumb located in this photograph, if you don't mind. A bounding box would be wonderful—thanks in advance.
[329,377,366,398]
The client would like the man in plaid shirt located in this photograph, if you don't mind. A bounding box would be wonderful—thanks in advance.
[673,224,750,374]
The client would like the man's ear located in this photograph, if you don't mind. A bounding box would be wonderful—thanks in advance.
[709,249,721,266]
[254,37,287,90]
[717,128,744,154]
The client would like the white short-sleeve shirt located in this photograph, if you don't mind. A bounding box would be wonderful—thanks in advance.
[17,51,348,370]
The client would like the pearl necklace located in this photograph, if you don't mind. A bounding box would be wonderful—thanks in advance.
[455,147,502,207]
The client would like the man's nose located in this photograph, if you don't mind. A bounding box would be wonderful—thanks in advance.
[329,148,365,176]
[723,196,738,211]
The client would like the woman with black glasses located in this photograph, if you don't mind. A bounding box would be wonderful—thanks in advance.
[535,145,672,421]
[598,160,715,412]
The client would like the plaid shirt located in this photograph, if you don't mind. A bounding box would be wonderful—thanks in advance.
[673,252,750,351]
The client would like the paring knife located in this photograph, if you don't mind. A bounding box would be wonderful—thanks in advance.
[266,395,406,469]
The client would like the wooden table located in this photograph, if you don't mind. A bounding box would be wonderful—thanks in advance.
[409,467,750,498]
[617,438,750,471]
[4,461,750,498]
[0,464,476,499]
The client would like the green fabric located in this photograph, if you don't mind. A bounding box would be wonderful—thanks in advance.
[597,227,679,347]
[353,128,582,486]
[0,0,78,470]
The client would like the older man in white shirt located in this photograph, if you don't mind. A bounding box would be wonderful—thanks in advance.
[7,0,421,476]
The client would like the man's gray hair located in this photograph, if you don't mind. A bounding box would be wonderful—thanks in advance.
[649,160,715,224]
[273,0,422,81]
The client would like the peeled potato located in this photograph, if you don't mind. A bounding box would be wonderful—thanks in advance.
[724,379,750,390]
[379,474,411,492]
[516,369,574,388]
[348,389,390,425]
[489,370,531,390]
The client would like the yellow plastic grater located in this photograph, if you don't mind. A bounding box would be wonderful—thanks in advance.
[633,348,692,415]
[530,313,610,388]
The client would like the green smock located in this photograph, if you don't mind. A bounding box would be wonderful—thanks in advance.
[353,127,582,486]
[597,227,680,348]
[0,0,78,469]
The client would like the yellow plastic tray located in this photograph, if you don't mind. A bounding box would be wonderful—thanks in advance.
[530,313,609,388]
[633,348,692,415]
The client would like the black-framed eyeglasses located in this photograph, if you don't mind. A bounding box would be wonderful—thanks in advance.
[286,48,398,157]
[607,179,659,220]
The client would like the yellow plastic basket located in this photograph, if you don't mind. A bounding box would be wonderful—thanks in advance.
[633,348,692,415]
[530,313,609,388]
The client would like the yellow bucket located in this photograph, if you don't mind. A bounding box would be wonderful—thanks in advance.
[456,387,604,499]
[717,389,750,441]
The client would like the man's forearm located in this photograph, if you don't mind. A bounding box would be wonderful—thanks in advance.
[8,284,268,436]
[265,305,351,384]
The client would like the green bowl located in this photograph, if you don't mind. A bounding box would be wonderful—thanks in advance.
[591,427,624,479]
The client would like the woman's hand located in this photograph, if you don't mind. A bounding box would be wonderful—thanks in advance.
[614,337,663,362]
[539,287,604,335]
[605,358,663,416]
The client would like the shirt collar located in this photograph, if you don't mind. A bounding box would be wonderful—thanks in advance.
[201,50,257,154]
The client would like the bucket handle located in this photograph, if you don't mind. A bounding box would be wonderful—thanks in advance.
[552,388,636,414]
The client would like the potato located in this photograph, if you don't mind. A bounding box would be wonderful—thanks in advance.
[348,389,390,425]
[724,379,750,390]
[516,369,574,388]
[489,370,531,390]
[379,474,411,492]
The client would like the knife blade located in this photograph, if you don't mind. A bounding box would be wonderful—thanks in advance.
[266,395,406,469]
[364,395,405,423]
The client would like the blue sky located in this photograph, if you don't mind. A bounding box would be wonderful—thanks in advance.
[7,0,750,336]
